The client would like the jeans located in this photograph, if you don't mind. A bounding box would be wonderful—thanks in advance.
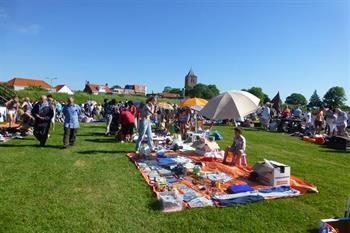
[105,114,113,134]
[135,119,154,151]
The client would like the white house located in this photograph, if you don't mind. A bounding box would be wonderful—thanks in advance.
[55,85,74,95]
[7,77,52,91]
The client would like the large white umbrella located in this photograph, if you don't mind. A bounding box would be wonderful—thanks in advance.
[199,90,260,120]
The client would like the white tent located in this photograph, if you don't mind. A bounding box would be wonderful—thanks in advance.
[199,90,260,120]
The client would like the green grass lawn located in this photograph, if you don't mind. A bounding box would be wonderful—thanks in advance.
[0,124,349,233]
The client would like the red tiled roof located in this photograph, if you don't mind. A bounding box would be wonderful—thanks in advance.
[55,85,65,92]
[159,92,180,98]
[7,77,52,89]
[86,84,111,93]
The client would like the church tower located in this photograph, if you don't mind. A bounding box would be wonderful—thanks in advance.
[184,68,198,88]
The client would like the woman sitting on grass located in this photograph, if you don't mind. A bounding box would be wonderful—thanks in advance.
[223,127,247,167]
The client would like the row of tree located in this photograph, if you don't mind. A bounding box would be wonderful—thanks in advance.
[164,84,220,99]
[164,84,348,110]
[243,86,348,109]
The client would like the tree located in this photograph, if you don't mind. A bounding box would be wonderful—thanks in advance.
[168,88,182,95]
[323,86,347,109]
[242,87,270,104]
[186,83,219,99]
[308,90,323,108]
[163,86,172,93]
[285,93,307,106]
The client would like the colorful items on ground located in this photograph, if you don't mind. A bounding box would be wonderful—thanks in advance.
[127,152,318,212]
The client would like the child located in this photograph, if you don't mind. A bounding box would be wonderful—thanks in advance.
[223,127,247,167]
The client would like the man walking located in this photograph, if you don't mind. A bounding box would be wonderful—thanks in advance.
[260,103,271,130]
[62,97,81,148]
[32,95,54,147]
[105,99,117,136]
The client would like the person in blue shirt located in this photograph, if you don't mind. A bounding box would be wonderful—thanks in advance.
[105,99,117,136]
[292,105,302,118]
[62,97,81,148]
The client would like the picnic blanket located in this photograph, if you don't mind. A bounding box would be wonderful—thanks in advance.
[0,123,21,129]
[127,152,318,211]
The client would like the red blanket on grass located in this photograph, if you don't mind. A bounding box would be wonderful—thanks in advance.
[127,152,318,208]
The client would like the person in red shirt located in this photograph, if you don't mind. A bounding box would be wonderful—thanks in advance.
[128,100,138,129]
[281,105,291,118]
[119,108,136,142]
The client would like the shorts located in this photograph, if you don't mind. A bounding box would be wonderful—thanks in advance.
[7,110,16,115]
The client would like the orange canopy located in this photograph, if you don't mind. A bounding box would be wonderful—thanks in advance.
[181,98,208,107]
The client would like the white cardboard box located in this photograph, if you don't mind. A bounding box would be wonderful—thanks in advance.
[253,160,291,187]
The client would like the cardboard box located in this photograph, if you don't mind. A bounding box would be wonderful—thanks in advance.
[320,218,350,233]
[253,160,291,187]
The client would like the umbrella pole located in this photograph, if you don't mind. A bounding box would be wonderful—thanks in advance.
[234,120,237,127]
[195,112,198,133]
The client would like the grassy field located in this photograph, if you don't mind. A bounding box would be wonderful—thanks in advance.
[0,123,349,233]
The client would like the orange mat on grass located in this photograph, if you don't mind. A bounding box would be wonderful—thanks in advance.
[0,123,21,129]
[127,152,318,201]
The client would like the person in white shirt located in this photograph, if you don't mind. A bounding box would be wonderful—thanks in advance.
[325,108,337,136]
[304,109,312,127]
[260,103,271,130]
[335,108,349,137]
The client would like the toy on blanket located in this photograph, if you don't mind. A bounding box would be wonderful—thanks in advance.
[192,137,225,161]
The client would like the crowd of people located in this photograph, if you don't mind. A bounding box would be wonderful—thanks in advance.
[256,103,349,137]
[3,95,81,147]
[1,95,204,149]
[101,96,201,145]
[1,95,349,166]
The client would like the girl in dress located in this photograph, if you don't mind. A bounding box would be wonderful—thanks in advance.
[223,127,247,167]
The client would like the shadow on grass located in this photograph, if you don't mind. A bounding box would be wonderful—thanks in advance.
[77,149,132,155]
[18,137,35,141]
[83,125,105,129]
[319,148,349,154]
[240,127,261,132]
[84,138,116,144]
[78,132,106,137]
[148,200,161,211]
[307,229,319,233]
[0,144,62,149]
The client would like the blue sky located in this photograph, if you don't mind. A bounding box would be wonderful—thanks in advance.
[0,0,349,103]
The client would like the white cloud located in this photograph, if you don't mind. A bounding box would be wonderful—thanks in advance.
[16,23,41,35]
